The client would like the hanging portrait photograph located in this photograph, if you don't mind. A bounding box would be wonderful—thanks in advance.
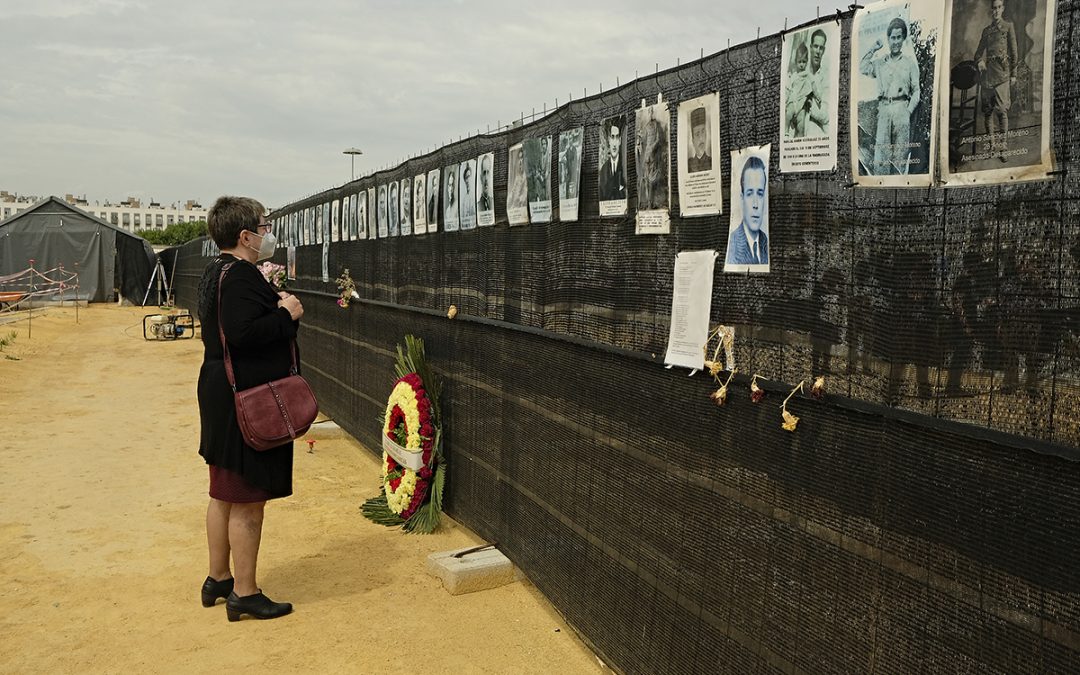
[388,181,399,236]
[598,114,628,216]
[426,168,441,232]
[458,158,477,230]
[941,0,1057,185]
[413,174,427,234]
[356,191,368,240]
[677,94,722,217]
[780,21,841,172]
[368,187,378,239]
[315,204,323,244]
[444,163,460,232]
[345,194,355,240]
[476,153,496,227]
[851,0,942,187]
[524,136,552,224]
[331,198,340,243]
[557,127,584,222]
[399,177,413,236]
[507,143,530,225]
[724,144,772,275]
[635,101,671,235]
[375,184,388,239]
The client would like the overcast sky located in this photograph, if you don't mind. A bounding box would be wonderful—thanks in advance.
[1,0,812,209]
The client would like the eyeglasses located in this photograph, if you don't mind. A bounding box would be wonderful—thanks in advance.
[249,222,272,235]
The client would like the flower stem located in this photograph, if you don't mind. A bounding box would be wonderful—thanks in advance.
[782,380,806,409]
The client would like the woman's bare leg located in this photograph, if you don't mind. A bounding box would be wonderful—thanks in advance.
[206,498,232,581]
[229,501,265,597]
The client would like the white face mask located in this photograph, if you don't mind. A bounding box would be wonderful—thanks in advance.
[246,229,277,261]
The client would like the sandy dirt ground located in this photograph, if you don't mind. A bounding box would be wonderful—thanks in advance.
[0,304,606,674]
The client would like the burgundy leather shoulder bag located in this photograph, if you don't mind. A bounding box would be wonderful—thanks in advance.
[217,262,318,451]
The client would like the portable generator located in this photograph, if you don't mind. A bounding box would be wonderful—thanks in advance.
[143,312,195,340]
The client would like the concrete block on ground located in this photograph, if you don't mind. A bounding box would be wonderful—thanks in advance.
[427,545,522,595]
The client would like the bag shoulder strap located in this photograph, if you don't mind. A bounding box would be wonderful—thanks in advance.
[217,260,298,393]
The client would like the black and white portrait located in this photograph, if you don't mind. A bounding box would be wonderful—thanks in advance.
[377,185,387,238]
[724,145,771,274]
[331,198,340,243]
[557,127,583,222]
[346,194,356,240]
[443,164,460,232]
[458,159,477,230]
[367,187,377,239]
[942,0,1056,184]
[476,153,495,226]
[852,0,942,186]
[524,136,552,224]
[399,177,412,236]
[598,114,627,216]
[506,143,529,225]
[426,168,440,232]
[677,94,722,217]
[356,191,367,240]
[388,181,399,236]
[780,21,840,172]
[634,101,670,234]
[413,174,427,234]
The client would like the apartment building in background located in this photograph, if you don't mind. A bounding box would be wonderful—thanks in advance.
[0,191,207,231]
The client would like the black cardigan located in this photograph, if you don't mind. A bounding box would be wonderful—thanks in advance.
[196,254,299,496]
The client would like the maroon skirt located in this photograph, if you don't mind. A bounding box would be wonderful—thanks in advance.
[209,465,275,503]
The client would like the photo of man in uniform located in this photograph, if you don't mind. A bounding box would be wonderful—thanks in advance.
[726,155,769,266]
[686,106,712,173]
[861,17,921,174]
[976,0,1018,160]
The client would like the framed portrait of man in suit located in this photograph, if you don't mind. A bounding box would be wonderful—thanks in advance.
[724,144,772,274]
[598,114,628,216]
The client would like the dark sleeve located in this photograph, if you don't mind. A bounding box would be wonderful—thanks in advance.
[220,265,297,348]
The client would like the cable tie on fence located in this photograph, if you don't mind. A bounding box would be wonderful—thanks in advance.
[836,8,844,23]
[844,182,857,189]
[1046,169,1067,176]
[849,3,864,10]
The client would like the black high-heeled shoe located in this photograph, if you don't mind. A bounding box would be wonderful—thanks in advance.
[225,591,293,622]
[201,576,234,607]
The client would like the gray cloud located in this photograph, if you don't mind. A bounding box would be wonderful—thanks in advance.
[1,0,809,208]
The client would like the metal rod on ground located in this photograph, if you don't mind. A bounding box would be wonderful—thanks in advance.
[28,258,34,339]
[74,263,79,324]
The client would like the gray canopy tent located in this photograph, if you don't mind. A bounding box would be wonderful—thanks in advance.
[0,196,156,304]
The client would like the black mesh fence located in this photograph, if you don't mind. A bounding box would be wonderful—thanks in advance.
[173,5,1080,673]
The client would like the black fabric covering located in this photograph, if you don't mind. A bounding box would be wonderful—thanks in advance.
[196,255,298,497]
[172,5,1080,673]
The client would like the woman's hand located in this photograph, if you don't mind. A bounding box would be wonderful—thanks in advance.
[277,293,304,321]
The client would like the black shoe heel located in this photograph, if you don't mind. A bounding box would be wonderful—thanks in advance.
[201,576,234,607]
[225,591,292,621]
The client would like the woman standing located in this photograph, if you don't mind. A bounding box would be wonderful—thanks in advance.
[196,196,304,621]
